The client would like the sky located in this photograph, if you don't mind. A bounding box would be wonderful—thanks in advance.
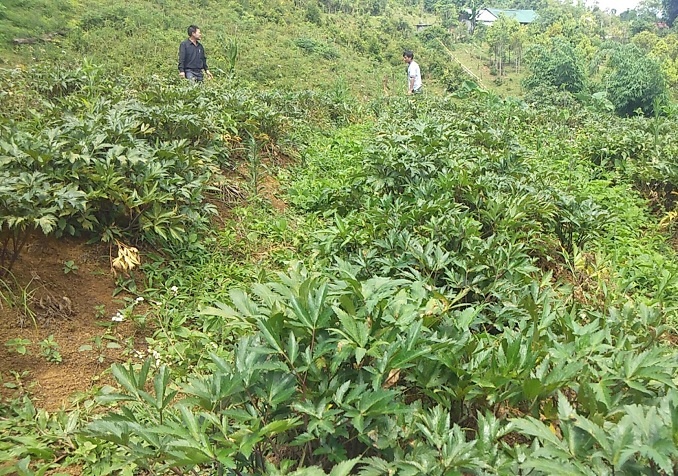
[585,0,642,12]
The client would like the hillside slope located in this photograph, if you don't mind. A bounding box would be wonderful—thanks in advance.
[1,0,441,98]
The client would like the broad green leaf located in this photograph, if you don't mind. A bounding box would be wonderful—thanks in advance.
[355,347,367,364]
[523,378,543,401]
[329,457,362,476]
[511,416,565,448]
[259,418,301,437]
[286,330,299,364]
[111,363,139,396]
[257,318,284,353]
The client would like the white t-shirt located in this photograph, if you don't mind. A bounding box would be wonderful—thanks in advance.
[408,60,422,91]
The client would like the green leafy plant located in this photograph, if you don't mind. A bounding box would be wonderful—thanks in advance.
[223,37,239,75]
[0,170,85,275]
[39,335,62,363]
[3,9,678,473]
[62,260,78,275]
[78,335,121,365]
[5,338,31,356]
[93,304,106,319]
[513,391,678,474]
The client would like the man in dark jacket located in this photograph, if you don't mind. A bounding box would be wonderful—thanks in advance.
[178,25,213,81]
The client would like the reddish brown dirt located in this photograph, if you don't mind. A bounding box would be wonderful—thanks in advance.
[0,235,144,411]
[0,170,287,412]
[230,151,292,213]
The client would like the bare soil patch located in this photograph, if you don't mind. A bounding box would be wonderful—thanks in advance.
[0,235,142,411]
[0,172,285,412]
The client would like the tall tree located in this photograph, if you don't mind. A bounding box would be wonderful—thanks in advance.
[664,0,678,25]
[451,0,484,32]
[486,14,520,76]
[638,0,663,14]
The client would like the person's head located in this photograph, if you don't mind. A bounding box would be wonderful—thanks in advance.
[403,50,414,63]
[187,25,202,40]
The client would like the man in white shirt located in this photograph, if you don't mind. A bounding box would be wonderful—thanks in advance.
[403,50,422,95]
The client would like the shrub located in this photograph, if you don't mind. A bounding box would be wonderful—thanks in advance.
[523,36,587,94]
[417,25,452,47]
[604,43,667,117]
[440,62,466,93]
[305,2,323,25]
[0,66,315,270]
[294,37,340,60]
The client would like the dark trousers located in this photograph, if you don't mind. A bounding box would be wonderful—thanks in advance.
[185,69,203,81]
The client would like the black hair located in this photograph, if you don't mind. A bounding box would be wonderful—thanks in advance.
[187,25,199,37]
[403,50,414,59]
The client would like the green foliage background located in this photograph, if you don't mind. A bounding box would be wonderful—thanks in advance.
[2,0,678,475]
[0,0,443,98]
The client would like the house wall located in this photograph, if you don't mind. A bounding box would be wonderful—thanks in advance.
[476,9,498,25]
